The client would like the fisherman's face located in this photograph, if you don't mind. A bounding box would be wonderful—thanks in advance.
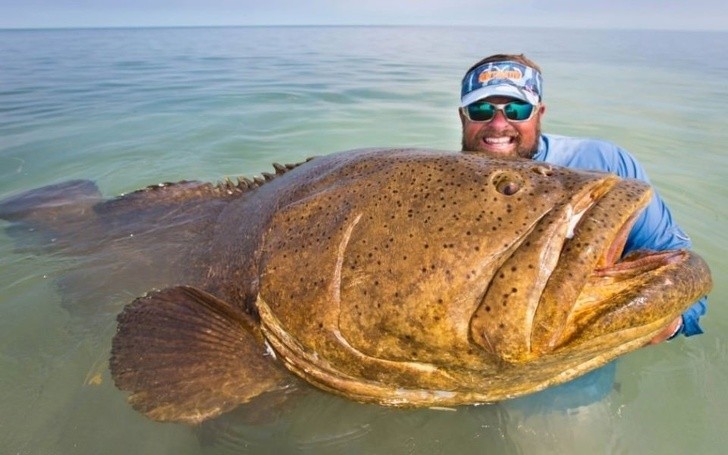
[460,96,546,159]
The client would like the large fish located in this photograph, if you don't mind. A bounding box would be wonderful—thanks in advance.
[0,148,712,423]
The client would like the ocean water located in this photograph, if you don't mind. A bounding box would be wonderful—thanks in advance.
[0,26,726,454]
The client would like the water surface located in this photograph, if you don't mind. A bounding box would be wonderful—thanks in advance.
[0,26,726,454]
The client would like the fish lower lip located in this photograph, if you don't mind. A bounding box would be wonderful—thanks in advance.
[595,250,684,277]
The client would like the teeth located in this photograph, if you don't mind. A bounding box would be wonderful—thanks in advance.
[484,137,511,144]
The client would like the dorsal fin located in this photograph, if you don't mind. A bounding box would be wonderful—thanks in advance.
[220,158,313,193]
[98,157,315,212]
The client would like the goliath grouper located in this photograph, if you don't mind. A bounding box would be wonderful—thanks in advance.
[0,148,712,423]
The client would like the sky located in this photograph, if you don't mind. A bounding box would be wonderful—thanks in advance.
[1,0,726,31]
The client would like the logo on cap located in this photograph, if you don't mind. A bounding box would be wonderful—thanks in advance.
[479,68,523,84]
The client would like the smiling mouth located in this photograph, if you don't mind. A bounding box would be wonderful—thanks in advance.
[484,136,515,146]
[481,136,519,153]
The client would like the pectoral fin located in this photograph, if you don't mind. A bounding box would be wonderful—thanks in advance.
[110,286,290,424]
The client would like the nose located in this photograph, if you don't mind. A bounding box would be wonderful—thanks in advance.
[488,110,510,127]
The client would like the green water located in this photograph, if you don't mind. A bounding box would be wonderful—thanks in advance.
[0,26,726,454]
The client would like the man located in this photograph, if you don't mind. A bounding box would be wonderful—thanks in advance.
[459,53,707,343]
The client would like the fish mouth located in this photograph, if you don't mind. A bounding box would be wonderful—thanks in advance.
[471,175,655,363]
[529,177,657,354]
[578,248,692,313]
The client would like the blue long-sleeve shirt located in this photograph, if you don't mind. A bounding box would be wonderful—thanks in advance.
[532,134,707,337]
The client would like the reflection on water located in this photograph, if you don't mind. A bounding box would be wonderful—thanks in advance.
[194,364,619,454]
[198,394,521,454]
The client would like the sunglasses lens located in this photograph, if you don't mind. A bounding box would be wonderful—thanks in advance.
[466,103,496,121]
[503,102,534,121]
[466,102,535,122]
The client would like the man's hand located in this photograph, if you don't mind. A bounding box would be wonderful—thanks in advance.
[648,317,683,345]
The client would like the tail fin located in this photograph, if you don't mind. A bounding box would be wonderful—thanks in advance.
[0,179,101,225]
[110,286,290,424]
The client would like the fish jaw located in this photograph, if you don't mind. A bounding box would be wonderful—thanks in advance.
[554,249,712,349]
[469,175,655,363]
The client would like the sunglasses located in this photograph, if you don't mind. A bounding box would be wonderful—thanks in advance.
[463,101,537,122]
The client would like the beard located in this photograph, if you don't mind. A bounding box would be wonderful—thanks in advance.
[460,124,541,159]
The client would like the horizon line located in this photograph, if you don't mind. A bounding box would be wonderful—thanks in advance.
[0,23,726,33]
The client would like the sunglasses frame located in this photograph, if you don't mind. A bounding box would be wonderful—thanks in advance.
[462,101,539,123]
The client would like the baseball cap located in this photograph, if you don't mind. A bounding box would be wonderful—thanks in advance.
[461,61,543,107]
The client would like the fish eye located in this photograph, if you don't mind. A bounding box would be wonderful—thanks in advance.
[491,172,522,196]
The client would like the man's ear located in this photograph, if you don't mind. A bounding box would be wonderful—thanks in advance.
[458,107,467,126]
